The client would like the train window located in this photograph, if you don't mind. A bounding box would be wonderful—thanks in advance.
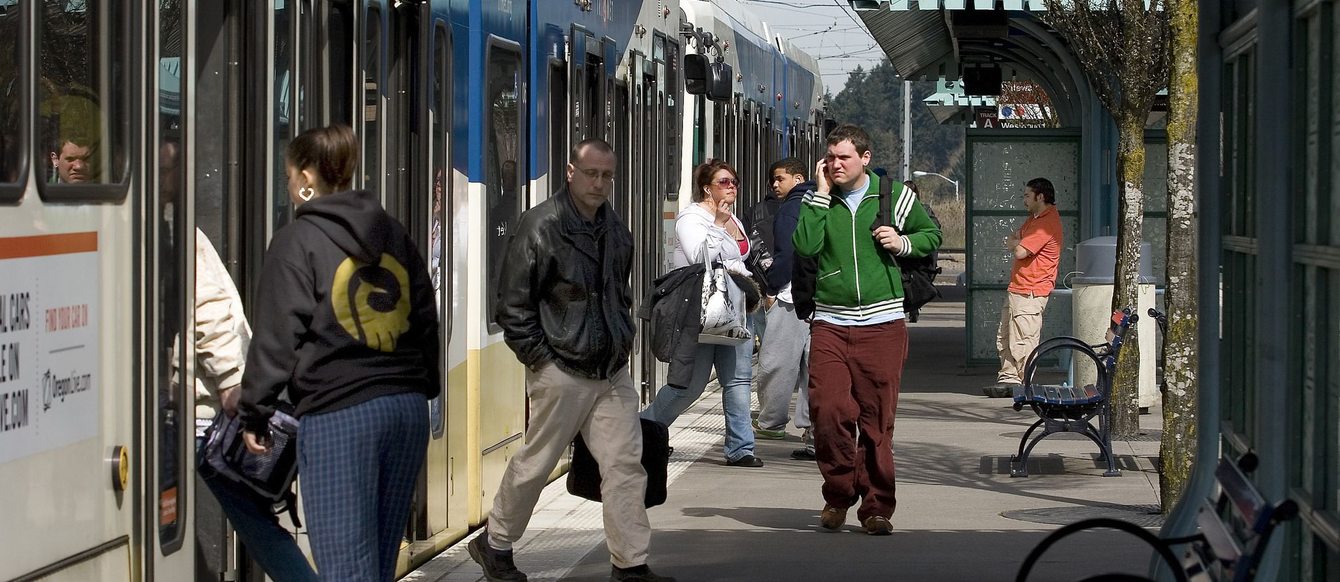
[194,0,232,253]
[664,38,681,197]
[568,29,589,144]
[156,0,189,554]
[712,101,724,162]
[0,0,24,199]
[484,38,522,330]
[36,0,130,201]
[613,81,629,213]
[602,37,616,142]
[428,21,450,438]
[549,61,567,183]
[692,95,704,168]
[362,6,384,193]
[327,3,354,125]
[584,52,602,141]
[271,1,294,231]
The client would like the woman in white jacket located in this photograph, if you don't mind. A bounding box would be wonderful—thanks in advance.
[641,160,763,467]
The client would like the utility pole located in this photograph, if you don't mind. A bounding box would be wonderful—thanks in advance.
[902,79,911,181]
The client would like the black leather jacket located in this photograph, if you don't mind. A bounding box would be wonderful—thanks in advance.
[494,187,635,380]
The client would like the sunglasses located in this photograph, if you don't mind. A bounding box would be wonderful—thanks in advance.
[713,177,739,188]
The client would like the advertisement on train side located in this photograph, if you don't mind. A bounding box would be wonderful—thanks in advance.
[0,232,100,465]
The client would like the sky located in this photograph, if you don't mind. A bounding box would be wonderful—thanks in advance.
[730,0,887,96]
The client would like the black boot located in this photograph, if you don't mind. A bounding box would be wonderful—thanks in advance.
[467,533,528,581]
[610,564,676,582]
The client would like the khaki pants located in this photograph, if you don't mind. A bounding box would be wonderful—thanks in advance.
[996,292,1049,384]
[487,363,651,568]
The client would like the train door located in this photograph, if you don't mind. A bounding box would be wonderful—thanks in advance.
[192,0,361,579]
[627,50,653,400]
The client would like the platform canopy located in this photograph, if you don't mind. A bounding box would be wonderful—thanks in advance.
[849,0,1093,127]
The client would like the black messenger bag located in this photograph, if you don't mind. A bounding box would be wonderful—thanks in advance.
[567,418,670,508]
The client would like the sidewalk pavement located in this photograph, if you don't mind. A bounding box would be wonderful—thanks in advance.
[408,294,1167,582]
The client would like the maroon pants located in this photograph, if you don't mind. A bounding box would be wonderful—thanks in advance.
[807,319,907,521]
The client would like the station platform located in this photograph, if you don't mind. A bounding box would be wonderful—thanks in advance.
[407,290,1168,582]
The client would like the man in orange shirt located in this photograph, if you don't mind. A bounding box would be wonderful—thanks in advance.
[985,178,1062,397]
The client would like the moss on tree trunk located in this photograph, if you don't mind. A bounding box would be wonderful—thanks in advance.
[1160,0,1200,514]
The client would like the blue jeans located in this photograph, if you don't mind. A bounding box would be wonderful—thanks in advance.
[642,338,756,462]
[198,439,318,582]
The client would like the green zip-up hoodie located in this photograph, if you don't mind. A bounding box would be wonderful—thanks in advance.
[792,170,942,321]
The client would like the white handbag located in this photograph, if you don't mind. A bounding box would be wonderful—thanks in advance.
[697,247,751,346]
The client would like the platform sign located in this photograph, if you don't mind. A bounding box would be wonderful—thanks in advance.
[0,232,100,465]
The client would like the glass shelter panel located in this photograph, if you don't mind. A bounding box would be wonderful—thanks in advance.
[966,135,1080,365]
[969,141,1080,212]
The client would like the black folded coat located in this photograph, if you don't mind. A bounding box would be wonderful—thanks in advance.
[638,263,760,390]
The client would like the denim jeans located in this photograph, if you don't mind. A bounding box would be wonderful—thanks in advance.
[642,337,756,462]
[197,438,318,582]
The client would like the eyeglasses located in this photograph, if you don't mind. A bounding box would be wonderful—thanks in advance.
[574,166,616,182]
[713,177,739,188]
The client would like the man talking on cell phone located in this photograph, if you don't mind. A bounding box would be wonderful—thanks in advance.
[791,124,942,536]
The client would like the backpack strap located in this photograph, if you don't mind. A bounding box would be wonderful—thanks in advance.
[280,488,303,528]
[879,173,893,228]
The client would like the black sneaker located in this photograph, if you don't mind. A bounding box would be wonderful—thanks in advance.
[468,534,528,581]
[726,454,764,467]
[790,447,817,461]
[611,564,676,582]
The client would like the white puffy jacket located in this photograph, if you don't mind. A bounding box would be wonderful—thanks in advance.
[194,229,251,433]
[671,203,751,276]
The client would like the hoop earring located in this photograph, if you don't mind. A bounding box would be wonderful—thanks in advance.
[298,186,315,201]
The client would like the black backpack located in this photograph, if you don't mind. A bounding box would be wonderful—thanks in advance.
[745,198,780,294]
[792,175,940,322]
[874,176,942,321]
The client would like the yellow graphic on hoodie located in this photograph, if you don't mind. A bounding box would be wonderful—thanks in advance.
[332,253,411,351]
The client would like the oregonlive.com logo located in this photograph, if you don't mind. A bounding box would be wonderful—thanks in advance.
[42,369,93,411]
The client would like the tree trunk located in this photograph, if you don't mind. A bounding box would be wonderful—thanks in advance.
[1110,111,1146,438]
[1160,0,1199,514]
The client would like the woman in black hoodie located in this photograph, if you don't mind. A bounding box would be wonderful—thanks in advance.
[238,125,440,581]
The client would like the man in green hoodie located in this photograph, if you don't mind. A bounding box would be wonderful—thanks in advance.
[792,124,942,536]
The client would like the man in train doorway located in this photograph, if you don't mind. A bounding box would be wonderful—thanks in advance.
[983,177,1062,398]
[471,139,675,582]
[792,124,942,535]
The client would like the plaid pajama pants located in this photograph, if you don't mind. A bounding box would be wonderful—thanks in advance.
[298,391,428,582]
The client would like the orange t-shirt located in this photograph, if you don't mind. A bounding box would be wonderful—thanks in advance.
[1008,205,1063,296]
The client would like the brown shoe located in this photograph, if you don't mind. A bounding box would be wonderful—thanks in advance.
[863,516,894,536]
[820,505,847,530]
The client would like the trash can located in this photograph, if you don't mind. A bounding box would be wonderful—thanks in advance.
[1070,236,1158,410]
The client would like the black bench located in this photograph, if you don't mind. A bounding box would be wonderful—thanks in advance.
[1015,452,1298,582]
[1008,308,1137,478]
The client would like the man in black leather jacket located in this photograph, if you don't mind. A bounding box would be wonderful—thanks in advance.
[469,139,675,582]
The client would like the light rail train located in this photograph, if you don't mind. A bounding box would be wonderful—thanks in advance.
[0,0,825,580]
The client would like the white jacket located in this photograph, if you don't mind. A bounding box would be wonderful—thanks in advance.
[671,203,751,276]
[194,229,251,431]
